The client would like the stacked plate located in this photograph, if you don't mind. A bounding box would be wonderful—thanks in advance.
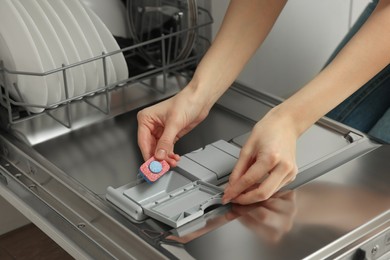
[0,0,128,113]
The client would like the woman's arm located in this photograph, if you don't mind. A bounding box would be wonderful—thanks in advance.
[277,0,390,136]
[223,0,390,204]
[189,0,287,110]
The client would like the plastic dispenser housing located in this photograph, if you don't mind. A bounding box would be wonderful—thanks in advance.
[106,140,240,228]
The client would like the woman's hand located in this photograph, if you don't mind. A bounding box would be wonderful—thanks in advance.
[137,86,212,166]
[223,108,299,204]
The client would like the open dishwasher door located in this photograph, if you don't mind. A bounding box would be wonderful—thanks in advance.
[0,1,385,258]
[0,76,385,259]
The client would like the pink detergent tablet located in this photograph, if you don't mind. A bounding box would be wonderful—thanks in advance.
[139,157,170,183]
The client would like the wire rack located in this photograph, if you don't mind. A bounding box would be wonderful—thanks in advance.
[0,6,212,129]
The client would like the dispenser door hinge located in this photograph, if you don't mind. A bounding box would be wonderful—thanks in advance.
[344,131,363,143]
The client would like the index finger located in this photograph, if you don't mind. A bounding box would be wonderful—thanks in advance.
[228,147,254,184]
[223,161,269,203]
[137,124,156,161]
[232,163,287,204]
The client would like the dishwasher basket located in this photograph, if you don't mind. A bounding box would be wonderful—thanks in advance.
[0,1,212,129]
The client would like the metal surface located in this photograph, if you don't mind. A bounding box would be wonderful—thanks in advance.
[0,82,386,259]
[319,211,389,259]
[161,146,390,260]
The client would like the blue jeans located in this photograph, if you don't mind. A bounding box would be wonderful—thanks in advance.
[325,0,390,143]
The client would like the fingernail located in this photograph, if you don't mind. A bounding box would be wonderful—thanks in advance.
[155,149,166,160]
[222,198,231,205]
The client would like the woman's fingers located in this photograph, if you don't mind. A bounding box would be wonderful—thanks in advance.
[223,159,270,204]
[137,112,157,161]
[227,146,254,185]
[225,164,297,205]
[154,122,181,166]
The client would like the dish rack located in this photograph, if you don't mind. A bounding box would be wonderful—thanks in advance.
[0,4,212,129]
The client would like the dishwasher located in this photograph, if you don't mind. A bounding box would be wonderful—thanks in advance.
[0,1,389,259]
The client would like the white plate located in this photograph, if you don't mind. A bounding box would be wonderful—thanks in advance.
[83,5,128,82]
[63,0,117,87]
[12,0,62,106]
[36,0,87,97]
[0,0,47,113]
[47,0,99,93]
[18,0,75,100]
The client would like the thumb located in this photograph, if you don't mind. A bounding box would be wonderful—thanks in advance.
[154,124,179,161]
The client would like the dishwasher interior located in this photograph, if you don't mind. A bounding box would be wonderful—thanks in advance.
[0,82,383,259]
[0,1,388,259]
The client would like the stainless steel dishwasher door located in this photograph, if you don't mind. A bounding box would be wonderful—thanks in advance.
[163,144,390,260]
[0,83,383,259]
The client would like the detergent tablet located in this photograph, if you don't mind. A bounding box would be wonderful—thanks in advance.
[148,160,163,173]
[139,157,170,183]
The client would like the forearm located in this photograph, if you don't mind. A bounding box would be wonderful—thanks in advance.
[188,0,287,109]
[275,0,390,136]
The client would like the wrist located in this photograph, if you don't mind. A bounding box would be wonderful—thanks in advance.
[266,104,311,138]
[184,79,221,111]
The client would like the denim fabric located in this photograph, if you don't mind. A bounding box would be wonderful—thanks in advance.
[369,108,390,143]
[325,0,390,142]
[327,65,390,132]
